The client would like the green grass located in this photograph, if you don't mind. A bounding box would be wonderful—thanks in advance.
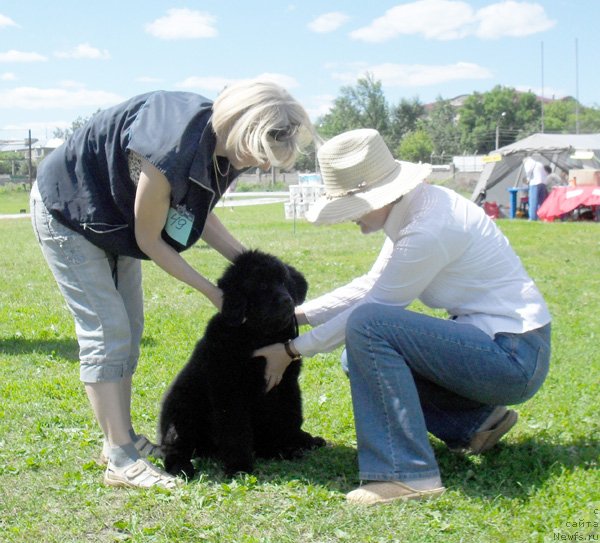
[1,204,598,543]
[0,183,30,214]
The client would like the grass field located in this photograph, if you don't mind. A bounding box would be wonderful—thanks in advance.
[0,183,31,215]
[0,201,598,543]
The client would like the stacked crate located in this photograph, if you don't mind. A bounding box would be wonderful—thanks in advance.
[284,174,325,219]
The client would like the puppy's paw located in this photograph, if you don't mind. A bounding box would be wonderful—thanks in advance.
[295,431,327,451]
[164,456,195,479]
[309,436,327,449]
[223,462,254,477]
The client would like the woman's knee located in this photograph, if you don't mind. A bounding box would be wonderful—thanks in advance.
[346,303,413,340]
[79,325,136,382]
[77,303,135,373]
[346,303,382,340]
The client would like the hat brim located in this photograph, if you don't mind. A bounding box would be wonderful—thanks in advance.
[305,161,432,225]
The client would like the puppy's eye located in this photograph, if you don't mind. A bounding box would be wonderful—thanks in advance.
[250,280,268,291]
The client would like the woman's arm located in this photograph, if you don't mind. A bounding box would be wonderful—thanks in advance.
[294,307,308,326]
[134,159,223,310]
[201,212,246,262]
[255,241,395,388]
[298,237,395,327]
[257,229,452,387]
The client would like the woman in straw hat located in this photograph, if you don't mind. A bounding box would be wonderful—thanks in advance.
[31,80,314,489]
[255,128,551,505]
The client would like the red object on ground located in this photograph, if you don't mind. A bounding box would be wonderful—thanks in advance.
[483,201,500,219]
[537,186,600,221]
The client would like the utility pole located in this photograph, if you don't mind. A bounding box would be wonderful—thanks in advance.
[575,38,580,134]
[27,129,33,187]
[541,41,545,133]
[495,112,506,150]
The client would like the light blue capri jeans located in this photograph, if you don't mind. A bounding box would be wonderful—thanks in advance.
[30,183,144,382]
[345,303,551,483]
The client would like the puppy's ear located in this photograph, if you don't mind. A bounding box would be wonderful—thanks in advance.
[285,264,308,305]
[220,291,247,326]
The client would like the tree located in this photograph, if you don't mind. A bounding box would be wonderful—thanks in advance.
[543,98,600,133]
[389,97,425,144]
[396,130,433,162]
[514,91,541,137]
[425,98,462,156]
[458,86,540,153]
[542,99,576,132]
[0,150,29,177]
[318,73,390,139]
[317,95,361,139]
[576,104,600,132]
[52,111,99,139]
[294,142,317,172]
[300,77,599,171]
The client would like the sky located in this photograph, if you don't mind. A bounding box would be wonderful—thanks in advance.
[1,0,598,142]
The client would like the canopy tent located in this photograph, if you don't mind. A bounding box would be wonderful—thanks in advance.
[470,133,600,209]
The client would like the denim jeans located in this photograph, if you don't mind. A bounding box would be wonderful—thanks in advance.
[528,184,548,220]
[30,183,144,382]
[345,303,551,482]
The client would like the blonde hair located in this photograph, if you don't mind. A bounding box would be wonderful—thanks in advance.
[211,79,317,170]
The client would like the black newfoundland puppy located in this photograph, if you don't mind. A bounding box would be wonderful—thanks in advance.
[158,250,325,478]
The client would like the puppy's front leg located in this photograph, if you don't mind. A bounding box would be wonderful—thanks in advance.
[160,424,196,479]
[214,410,254,475]
[209,375,255,476]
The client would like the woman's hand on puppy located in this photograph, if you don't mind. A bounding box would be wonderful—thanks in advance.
[253,343,292,392]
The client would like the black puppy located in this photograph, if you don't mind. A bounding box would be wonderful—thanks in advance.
[159,250,325,478]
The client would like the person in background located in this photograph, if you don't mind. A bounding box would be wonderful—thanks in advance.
[256,129,551,505]
[523,157,549,220]
[30,80,314,489]
[544,165,567,189]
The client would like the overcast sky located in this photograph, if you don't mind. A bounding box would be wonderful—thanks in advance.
[1,0,597,141]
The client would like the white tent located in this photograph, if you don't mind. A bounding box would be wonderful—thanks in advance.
[471,133,600,209]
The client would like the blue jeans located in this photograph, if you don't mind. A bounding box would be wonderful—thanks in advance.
[528,184,548,220]
[30,183,144,382]
[345,304,551,482]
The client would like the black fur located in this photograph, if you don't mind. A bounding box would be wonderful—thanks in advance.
[158,250,326,477]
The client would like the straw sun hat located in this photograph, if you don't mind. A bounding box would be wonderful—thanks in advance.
[305,129,432,225]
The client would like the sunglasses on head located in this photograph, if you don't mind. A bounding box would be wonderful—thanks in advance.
[269,124,299,142]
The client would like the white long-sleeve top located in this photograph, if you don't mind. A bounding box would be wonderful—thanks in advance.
[524,158,549,186]
[294,183,551,357]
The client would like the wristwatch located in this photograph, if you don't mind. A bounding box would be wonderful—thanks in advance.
[284,339,302,361]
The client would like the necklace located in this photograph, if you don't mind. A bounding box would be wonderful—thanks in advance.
[212,154,231,199]
[212,154,231,178]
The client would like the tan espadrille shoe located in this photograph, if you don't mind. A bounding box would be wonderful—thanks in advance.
[450,407,519,455]
[346,481,445,505]
[468,407,518,454]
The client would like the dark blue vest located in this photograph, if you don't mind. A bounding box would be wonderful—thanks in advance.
[37,91,241,259]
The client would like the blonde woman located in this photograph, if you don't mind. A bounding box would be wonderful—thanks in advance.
[31,80,314,489]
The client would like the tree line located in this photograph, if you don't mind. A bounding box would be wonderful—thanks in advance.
[38,78,600,173]
[295,73,600,169]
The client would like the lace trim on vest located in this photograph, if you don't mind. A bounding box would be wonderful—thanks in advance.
[128,151,143,185]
